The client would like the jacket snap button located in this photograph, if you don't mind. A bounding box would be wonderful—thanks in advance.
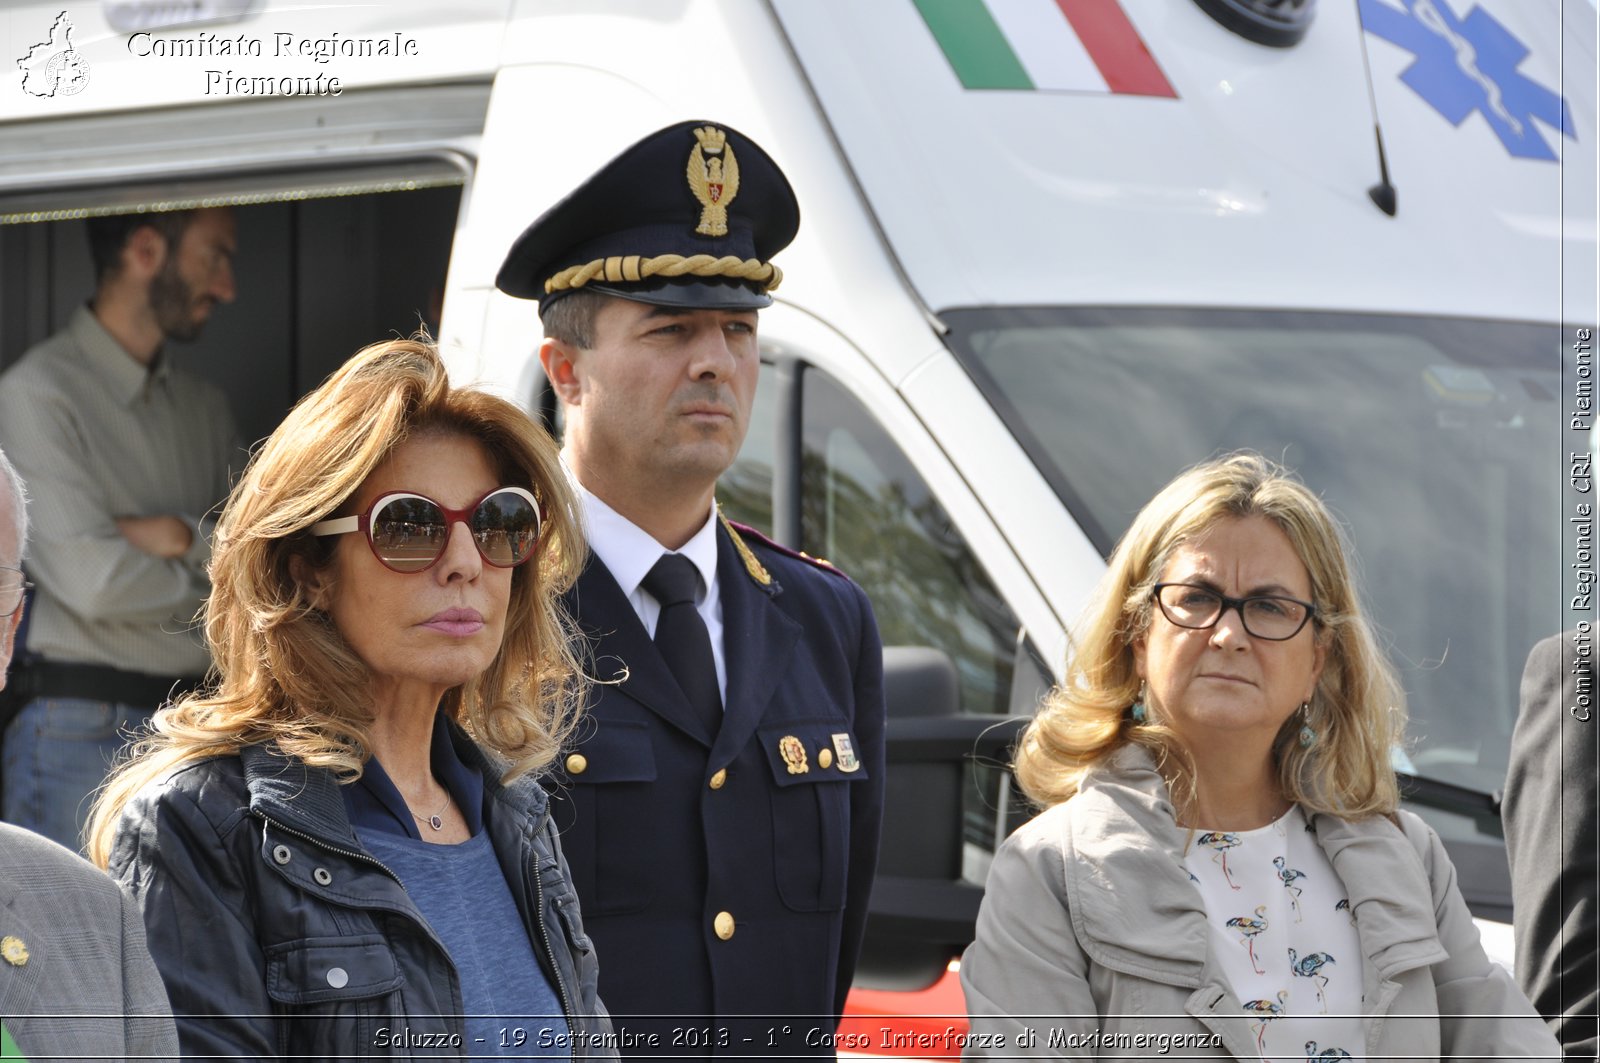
[313,867,333,886]
[326,966,348,989]
[272,845,291,865]
[713,911,735,940]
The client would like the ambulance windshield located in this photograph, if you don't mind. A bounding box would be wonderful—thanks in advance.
[945,306,1571,800]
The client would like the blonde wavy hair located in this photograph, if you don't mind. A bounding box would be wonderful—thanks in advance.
[88,338,585,866]
[1016,452,1404,820]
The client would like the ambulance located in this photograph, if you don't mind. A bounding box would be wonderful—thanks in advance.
[1,0,1593,1049]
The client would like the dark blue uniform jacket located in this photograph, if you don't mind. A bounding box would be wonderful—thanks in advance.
[548,518,886,1057]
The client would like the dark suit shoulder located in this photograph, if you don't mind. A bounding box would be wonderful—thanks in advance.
[724,519,856,587]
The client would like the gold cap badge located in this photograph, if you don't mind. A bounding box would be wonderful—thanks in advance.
[779,735,809,775]
[687,126,740,237]
[1,936,28,967]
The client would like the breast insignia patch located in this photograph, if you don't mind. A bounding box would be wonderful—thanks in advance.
[831,733,861,773]
[779,735,809,775]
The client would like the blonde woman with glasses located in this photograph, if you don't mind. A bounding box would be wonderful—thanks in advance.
[961,453,1557,1061]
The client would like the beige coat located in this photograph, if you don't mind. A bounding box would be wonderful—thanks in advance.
[961,746,1560,1061]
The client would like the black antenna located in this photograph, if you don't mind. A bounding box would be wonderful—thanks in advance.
[1355,0,1398,216]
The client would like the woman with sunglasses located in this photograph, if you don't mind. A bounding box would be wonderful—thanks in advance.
[960,453,1557,1060]
[87,338,615,1059]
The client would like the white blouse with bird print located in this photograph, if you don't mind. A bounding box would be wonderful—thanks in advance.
[1183,804,1365,1063]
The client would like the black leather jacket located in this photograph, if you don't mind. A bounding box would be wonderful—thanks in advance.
[108,724,614,1060]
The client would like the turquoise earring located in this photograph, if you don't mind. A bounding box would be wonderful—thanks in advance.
[1297,701,1317,749]
[1130,681,1148,724]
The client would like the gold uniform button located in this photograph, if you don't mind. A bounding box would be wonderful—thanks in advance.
[708,769,727,790]
[713,911,736,940]
[566,753,588,775]
[818,748,834,770]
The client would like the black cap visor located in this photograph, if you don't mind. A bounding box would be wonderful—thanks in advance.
[557,275,774,311]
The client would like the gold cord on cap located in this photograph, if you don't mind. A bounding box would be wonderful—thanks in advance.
[544,253,782,296]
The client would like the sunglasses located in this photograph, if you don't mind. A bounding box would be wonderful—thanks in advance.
[310,487,542,573]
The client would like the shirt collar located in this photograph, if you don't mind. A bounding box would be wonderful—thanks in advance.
[575,476,720,603]
[69,304,170,406]
[343,710,487,839]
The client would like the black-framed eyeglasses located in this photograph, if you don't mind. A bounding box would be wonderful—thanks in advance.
[1152,582,1317,641]
[0,565,31,617]
[309,487,542,574]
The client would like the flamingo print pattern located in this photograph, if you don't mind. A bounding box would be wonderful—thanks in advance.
[1274,855,1306,921]
[1288,948,1337,1013]
[1242,989,1289,1052]
[1184,805,1366,1061]
[1225,905,1270,974]
[1195,831,1243,890]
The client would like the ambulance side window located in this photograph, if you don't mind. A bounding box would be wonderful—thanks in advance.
[718,363,777,535]
[722,361,1023,717]
[799,370,1019,716]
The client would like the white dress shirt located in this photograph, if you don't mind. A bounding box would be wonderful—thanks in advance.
[575,481,727,704]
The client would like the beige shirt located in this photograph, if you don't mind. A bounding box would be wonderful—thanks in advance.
[0,306,237,676]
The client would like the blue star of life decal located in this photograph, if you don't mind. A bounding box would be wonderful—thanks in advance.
[1359,0,1576,161]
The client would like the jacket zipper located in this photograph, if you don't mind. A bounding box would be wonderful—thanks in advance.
[529,819,576,1054]
[252,810,408,888]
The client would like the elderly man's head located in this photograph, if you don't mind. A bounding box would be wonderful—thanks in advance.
[0,445,28,684]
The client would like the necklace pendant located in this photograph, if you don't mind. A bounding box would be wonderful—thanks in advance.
[428,815,444,831]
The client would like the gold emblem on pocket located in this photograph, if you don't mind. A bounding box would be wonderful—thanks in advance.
[779,735,808,774]
[1,937,28,967]
[831,733,861,773]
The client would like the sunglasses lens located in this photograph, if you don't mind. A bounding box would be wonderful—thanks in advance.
[370,496,448,573]
[470,489,541,567]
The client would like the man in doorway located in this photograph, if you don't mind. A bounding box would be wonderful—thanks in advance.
[0,207,239,849]
[497,121,886,1057]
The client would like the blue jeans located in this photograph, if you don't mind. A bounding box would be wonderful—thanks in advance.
[3,697,154,852]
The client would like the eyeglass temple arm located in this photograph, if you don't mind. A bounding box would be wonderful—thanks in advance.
[309,516,360,537]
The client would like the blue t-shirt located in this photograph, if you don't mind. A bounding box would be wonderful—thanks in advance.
[345,716,569,1057]
[358,826,570,1058]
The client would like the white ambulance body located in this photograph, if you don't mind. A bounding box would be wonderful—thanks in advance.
[1,0,1594,1020]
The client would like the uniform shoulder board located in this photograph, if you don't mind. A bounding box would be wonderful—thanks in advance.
[719,513,852,583]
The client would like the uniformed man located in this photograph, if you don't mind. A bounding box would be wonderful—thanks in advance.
[496,121,886,1058]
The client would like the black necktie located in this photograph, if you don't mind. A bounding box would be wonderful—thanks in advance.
[641,554,722,734]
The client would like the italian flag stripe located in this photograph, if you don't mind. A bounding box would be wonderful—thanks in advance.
[1055,0,1175,97]
[913,0,1034,90]
[988,0,1109,92]
[917,0,1175,98]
